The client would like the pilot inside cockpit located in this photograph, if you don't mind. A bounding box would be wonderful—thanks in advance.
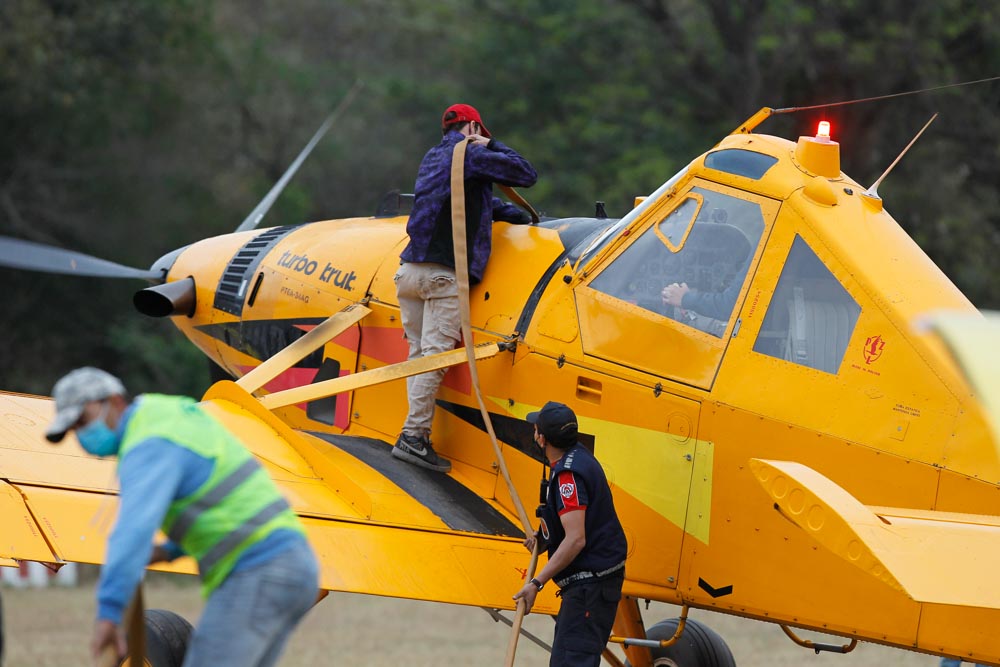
[659,207,754,337]
[661,247,753,337]
[588,190,764,339]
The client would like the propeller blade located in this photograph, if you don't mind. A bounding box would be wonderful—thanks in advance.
[0,235,160,281]
[235,79,364,233]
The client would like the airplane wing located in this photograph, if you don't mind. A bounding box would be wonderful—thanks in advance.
[751,458,1000,609]
[0,385,554,613]
[0,391,126,567]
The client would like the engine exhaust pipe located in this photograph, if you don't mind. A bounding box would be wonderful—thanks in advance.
[134,276,196,318]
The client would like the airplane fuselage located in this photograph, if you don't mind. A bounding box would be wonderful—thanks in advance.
[160,127,997,663]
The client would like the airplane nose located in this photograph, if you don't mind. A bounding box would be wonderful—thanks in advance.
[148,245,188,282]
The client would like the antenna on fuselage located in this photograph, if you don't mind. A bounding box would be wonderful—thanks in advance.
[234,79,364,233]
[736,74,999,140]
[865,113,938,200]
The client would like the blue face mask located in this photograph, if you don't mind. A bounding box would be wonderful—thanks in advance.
[76,402,120,457]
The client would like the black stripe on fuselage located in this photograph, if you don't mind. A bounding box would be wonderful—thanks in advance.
[310,432,524,539]
[436,399,596,456]
[436,399,542,463]
[195,318,327,366]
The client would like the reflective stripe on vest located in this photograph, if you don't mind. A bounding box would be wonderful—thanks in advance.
[167,458,260,543]
[119,394,306,596]
[199,497,291,573]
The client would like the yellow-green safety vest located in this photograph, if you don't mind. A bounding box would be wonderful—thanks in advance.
[119,394,305,596]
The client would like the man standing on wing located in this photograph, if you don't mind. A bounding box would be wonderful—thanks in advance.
[393,103,537,472]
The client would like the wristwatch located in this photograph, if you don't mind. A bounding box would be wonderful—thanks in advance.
[530,577,545,591]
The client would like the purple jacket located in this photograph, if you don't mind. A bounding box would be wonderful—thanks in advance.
[400,130,537,283]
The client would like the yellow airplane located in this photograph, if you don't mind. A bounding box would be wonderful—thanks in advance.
[2,103,999,667]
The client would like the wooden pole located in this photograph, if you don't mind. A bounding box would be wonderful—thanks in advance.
[97,585,144,667]
[504,543,540,667]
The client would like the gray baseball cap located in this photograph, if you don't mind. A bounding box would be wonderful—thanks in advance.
[45,367,127,443]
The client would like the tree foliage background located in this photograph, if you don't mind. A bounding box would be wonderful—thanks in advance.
[2,0,998,396]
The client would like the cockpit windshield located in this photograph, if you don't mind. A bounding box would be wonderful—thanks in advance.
[589,186,766,337]
[573,163,692,269]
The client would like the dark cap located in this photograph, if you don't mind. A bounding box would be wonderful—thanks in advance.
[526,401,578,448]
[442,103,491,137]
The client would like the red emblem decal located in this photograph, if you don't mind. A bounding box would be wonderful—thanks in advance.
[560,482,575,498]
[863,335,885,364]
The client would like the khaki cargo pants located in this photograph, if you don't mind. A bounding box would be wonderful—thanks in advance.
[394,262,461,437]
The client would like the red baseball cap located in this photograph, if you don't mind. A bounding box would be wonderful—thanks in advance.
[442,103,491,137]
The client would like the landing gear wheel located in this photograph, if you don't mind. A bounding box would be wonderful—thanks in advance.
[624,617,735,667]
[119,609,193,667]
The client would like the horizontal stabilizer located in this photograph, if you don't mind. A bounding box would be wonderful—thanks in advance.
[751,458,1000,609]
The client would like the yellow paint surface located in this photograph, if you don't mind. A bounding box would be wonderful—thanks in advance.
[494,397,711,543]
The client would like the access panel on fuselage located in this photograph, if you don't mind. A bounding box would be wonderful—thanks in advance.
[506,351,703,590]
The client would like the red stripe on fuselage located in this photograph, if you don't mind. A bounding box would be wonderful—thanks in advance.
[358,326,471,395]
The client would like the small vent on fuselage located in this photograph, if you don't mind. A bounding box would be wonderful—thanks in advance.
[214,226,297,316]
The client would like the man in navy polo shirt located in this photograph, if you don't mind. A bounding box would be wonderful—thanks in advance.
[514,401,627,667]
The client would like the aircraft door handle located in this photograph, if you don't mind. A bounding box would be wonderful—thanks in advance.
[684,454,693,461]
[576,377,602,404]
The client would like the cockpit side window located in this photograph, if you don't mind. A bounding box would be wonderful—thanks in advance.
[588,187,766,338]
[752,235,860,373]
[655,195,702,251]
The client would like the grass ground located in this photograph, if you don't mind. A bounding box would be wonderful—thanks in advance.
[1,572,942,666]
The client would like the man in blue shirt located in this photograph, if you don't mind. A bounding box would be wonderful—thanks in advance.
[45,367,318,667]
[393,103,537,472]
[513,402,627,667]
[941,658,988,666]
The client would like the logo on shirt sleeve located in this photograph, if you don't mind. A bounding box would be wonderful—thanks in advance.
[556,470,584,514]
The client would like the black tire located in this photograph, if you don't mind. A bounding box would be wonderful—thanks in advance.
[624,617,736,667]
[119,609,192,667]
